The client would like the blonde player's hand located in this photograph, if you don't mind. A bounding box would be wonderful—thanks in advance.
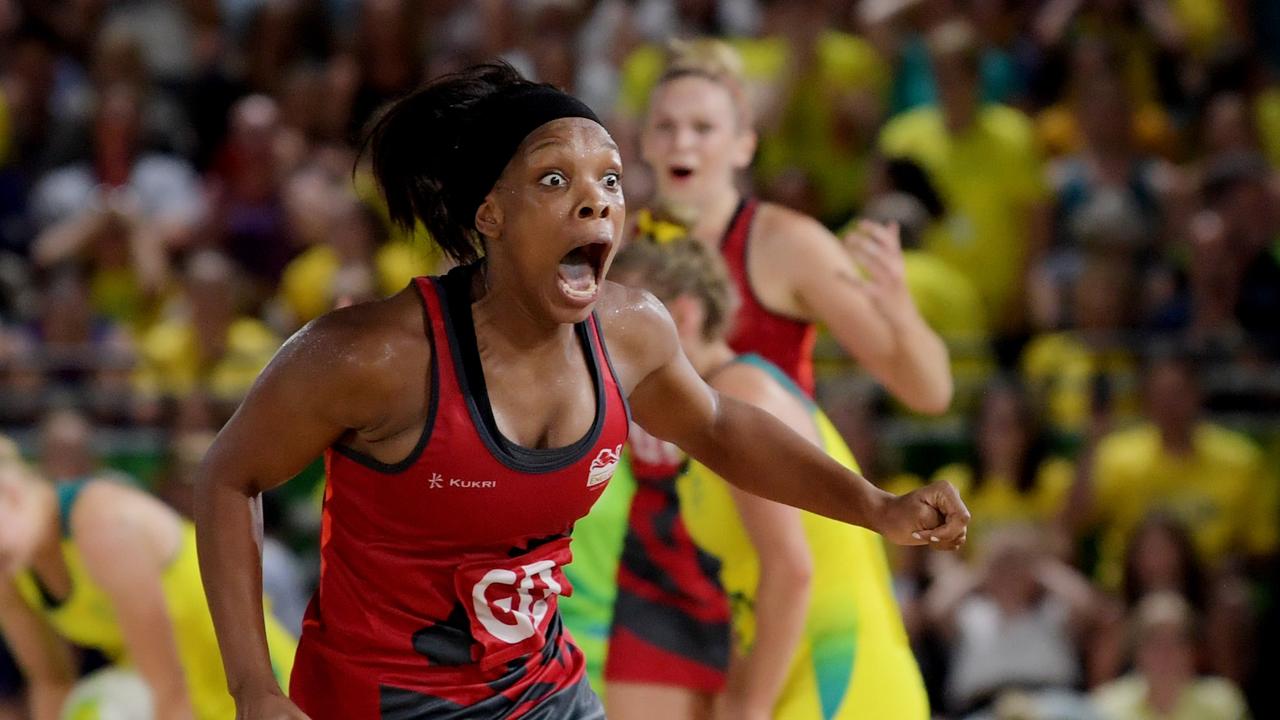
[842,220,913,320]
[235,691,311,720]
[878,480,969,551]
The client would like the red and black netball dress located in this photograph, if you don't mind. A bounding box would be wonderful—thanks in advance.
[290,265,629,719]
[722,198,818,398]
[602,423,730,691]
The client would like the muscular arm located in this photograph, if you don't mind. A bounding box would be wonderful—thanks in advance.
[74,483,193,720]
[194,302,412,707]
[0,580,76,720]
[604,287,967,547]
[770,213,952,414]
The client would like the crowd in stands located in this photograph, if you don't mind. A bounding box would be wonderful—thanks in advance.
[0,0,1277,718]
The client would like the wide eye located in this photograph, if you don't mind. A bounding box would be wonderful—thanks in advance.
[603,173,620,190]
[539,172,567,187]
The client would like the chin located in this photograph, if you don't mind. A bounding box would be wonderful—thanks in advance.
[551,301,597,326]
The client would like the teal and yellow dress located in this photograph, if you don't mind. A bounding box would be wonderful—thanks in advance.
[14,481,297,719]
[677,356,929,719]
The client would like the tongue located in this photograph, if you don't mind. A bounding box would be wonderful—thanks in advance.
[558,260,595,293]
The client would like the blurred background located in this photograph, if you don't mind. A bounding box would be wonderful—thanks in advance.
[0,0,1276,718]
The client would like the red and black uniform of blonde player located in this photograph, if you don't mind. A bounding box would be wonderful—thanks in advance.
[193,63,969,720]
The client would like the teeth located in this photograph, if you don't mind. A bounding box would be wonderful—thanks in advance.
[558,274,598,301]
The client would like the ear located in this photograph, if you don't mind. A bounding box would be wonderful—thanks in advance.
[667,294,707,343]
[474,194,503,241]
[731,128,758,171]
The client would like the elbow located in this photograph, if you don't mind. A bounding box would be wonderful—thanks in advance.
[901,377,954,416]
[763,551,814,594]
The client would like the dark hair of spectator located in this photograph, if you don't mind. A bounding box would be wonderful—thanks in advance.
[1122,513,1207,611]
[970,375,1052,494]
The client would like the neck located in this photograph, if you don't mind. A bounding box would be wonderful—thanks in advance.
[986,456,1020,483]
[684,339,737,381]
[471,261,577,355]
[1146,669,1190,713]
[1160,423,1196,456]
[670,186,741,245]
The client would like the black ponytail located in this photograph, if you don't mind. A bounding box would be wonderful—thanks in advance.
[361,63,532,265]
[361,62,601,266]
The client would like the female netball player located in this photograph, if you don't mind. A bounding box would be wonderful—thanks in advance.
[0,456,295,720]
[639,39,950,405]
[612,237,929,719]
[192,63,967,720]
[602,40,952,719]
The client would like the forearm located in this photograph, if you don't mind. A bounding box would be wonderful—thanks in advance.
[882,308,953,415]
[31,211,103,267]
[193,477,280,698]
[30,681,74,720]
[733,571,811,711]
[687,396,892,532]
[153,693,197,720]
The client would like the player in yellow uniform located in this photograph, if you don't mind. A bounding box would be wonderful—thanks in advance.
[0,450,295,719]
[611,239,945,719]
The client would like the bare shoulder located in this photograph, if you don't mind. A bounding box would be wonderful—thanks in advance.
[253,287,432,422]
[594,280,680,393]
[711,361,817,441]
[68,479,144,530]
[755,201,838,250]
[751,202,849,291]
[272,288,427,384]
[67,479,168,566]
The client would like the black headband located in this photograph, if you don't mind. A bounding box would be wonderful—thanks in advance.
[455,86,602,227]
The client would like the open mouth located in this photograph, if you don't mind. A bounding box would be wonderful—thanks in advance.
[556,241,609,303]
[669,166,695,180]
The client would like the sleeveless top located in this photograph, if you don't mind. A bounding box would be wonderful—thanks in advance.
[721,199,819,397]
[677,356,928,719]
[290,265,630,718]
[15,481,296,720]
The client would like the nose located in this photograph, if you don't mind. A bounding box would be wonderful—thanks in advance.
[575,185,612,220]
[673,126,696,152]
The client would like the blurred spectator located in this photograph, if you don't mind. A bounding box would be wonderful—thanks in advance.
[37,404,97,482]
[1035,37,1179,161]
[1045,73,1172,264]
[926,526,1105,717]
[867,0,1032,115]
[134,249,279,419]
[1021,258,1140,432]
[877,19,1049,332]
[1186,152,1280,357]
[342,0,422,138]
[930,377,1071,559]
[1033,0,1188,113]
[6,268,136,420]
[1068,347,1277,590]
[31,82,203,238]
[1091,592,1252,720]
[204,94,300,301]
[750,2,891,225]
[1122,513,1208,613]
[274,182,430,331]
